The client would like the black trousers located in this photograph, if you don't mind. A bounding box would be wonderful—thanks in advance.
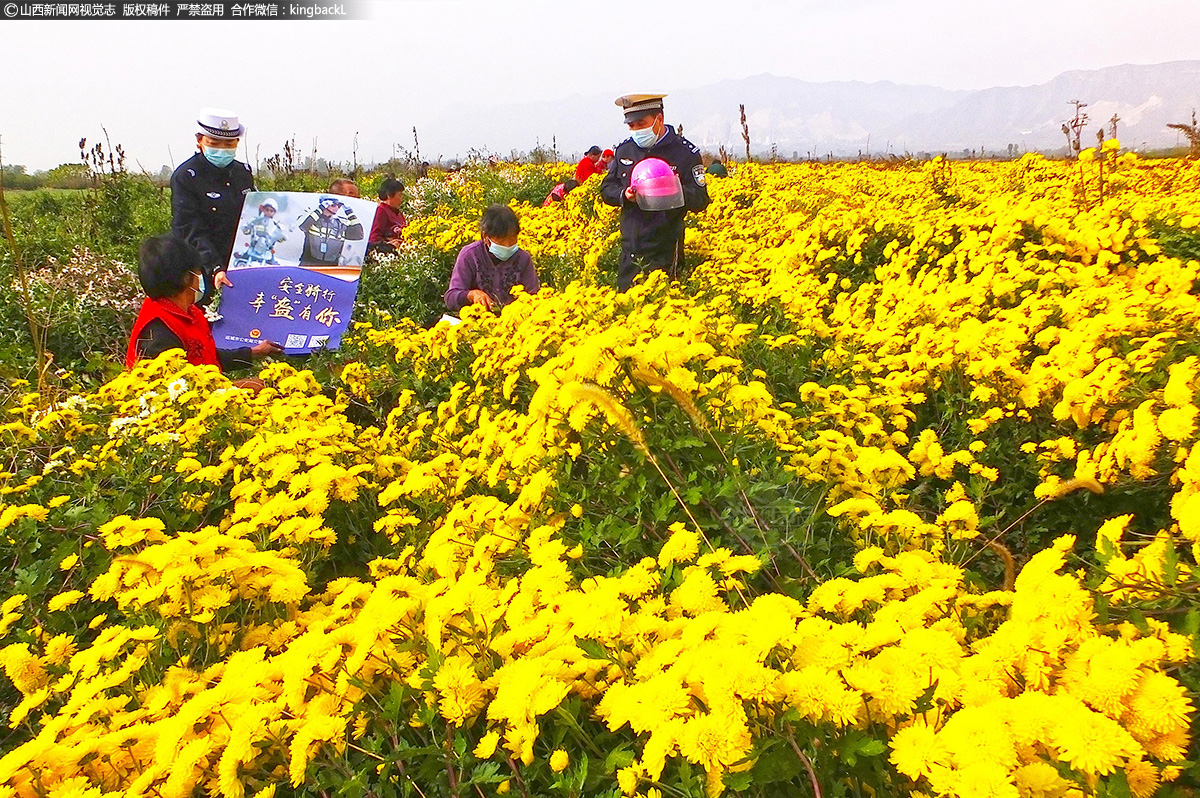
[617,236,685,292]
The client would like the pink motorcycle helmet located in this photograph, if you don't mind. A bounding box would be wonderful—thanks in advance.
[630,157,684,211]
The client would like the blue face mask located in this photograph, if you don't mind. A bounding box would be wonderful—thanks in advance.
[192,271,208,304]
[631,126,660,149]
[488,240,519,261]
[202,145,236,168]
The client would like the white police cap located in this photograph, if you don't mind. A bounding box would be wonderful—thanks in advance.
[197,107,244,139]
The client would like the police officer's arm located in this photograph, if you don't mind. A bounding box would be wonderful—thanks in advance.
[341,207,365,241]
[680,147,711,212]
[600,152,628,207]
[170,171,221,269]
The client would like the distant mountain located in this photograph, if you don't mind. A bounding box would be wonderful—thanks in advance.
[419,61,1200,159]
[900,61,1200,155]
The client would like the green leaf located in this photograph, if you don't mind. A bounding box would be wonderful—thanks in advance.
[678,759,696,792]
[857,739,887,757]
[382,682,408,721]
[723,770,754,792]
[464,761,507,785]
[603,746,635,774]
[1094,592,1110,625]
[1162,537,1179,585]
[749,746,803,784]
[1183,609,1200,654]
[912,681,939,714]
[336,771,368,798]
[1097,770,1132,798]
[575,637,610,661]
[575,752,590,792]
[1126,608,1151,635]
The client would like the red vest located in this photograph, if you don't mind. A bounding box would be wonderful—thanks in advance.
[125,297,221,371]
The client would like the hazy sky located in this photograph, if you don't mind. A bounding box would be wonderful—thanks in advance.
[2,0,1198,170]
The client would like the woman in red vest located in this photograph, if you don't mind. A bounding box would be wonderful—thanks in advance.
[126,235,281,386]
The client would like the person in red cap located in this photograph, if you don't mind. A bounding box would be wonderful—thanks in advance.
[600,94,709,291]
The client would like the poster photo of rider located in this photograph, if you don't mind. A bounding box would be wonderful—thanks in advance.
[227,191,376,279]
[236,197,287,265]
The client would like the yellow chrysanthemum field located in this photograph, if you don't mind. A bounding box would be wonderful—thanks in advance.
[0,152,1197,798]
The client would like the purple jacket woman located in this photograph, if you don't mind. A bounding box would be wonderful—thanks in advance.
[443,239,540,312]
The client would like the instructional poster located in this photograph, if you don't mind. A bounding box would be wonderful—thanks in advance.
[212,191,376,354]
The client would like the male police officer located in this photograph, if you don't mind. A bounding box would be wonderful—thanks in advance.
[298,196,365,266]
[600,94,709,291]
[170,108,254,300]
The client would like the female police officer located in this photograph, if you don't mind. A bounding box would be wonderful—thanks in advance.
[170,108,254,300]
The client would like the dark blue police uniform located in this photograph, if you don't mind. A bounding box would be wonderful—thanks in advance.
[170,152,254,294]
[600,125,710,291]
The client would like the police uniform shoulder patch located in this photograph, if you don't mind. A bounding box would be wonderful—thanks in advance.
[692,165,706,186]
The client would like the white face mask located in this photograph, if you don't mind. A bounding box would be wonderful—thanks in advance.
[488,240,519,261]
[631,126,660,149]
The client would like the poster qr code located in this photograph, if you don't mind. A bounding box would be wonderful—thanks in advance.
[285,334,307,349]
[309,336,330,349]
